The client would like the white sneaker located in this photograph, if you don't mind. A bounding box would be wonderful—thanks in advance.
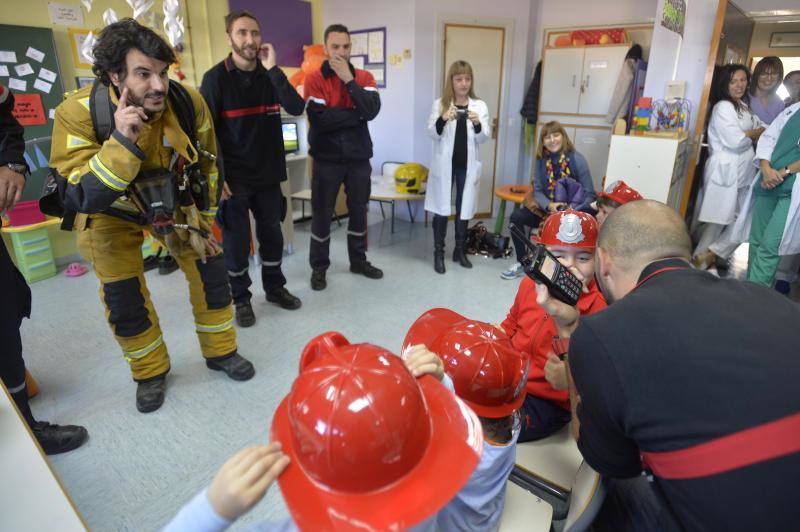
[501,262,524,280]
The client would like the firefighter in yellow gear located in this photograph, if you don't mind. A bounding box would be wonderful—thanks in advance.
[47,20,254,413]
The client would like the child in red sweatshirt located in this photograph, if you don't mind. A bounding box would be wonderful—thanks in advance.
[499,209,606,442]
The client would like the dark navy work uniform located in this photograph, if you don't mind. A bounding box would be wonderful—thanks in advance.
[570,258,800,531]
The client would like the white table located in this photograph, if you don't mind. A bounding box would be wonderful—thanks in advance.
[0,384,87,531]
[369,175,427,233]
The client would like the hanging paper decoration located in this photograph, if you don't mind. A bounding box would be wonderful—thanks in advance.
[81,0,92,13]
[162,0,185,48]
[103,8,119,26]
[80,31,97,64]
[126,0,155,21]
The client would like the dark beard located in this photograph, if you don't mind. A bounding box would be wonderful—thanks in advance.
[231,42,258,62]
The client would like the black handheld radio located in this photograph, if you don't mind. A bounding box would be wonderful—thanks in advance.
[509,224,582,306]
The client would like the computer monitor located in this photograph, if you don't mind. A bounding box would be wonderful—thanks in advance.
[282,122,299,153]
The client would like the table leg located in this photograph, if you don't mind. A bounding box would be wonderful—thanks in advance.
[391,201,395,234]
[406,201,415,224]
[494,199,507,234]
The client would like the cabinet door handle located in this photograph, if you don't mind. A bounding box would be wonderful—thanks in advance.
[585,75,591,89]
[572,75,576,87]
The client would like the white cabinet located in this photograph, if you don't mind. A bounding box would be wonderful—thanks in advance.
[540,45,629,116]
[573,128,612,191]
[579,47,630,115]
[605,134,690,210]
[539,48,584,114]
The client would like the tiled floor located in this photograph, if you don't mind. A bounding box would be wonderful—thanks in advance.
[23,214,520,531]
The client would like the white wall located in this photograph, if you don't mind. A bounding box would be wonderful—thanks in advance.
[530,0,659,64]
[644,0,721,133]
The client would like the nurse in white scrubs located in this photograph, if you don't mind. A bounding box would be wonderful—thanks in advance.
[694,64,765,269]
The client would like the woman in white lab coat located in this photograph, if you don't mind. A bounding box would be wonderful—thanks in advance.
[694,64,765,268]
[426,60,491,274]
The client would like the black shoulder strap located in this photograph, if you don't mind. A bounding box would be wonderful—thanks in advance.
[90,80,115,142]
[168,80,197,146]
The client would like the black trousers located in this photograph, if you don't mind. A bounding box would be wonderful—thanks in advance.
[218,183,287,304]
[1,239,33,424]
[509,206,542,263]
[518,393,571,443]
[309,160,371,271]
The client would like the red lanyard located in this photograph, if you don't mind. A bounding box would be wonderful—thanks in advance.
[632,264,690,292]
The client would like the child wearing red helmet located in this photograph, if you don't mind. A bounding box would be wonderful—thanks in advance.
[164,333,487,532]
[499,209,607,442]
[403,308,530,530]
[594,179,643,226]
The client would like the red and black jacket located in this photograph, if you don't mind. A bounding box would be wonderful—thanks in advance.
[303,60,380,163]
[200,55,305,190]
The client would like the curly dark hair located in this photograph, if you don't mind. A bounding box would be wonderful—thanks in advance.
[713,63,751,114]
[92,18,176,86]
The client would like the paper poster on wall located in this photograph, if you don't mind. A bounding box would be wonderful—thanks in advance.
[12,93,46,126]
[26,47,45,62]
[15,63,34,77]
[351,56,365,70]
[368,31,384,64]
[48,2,85,26]
[68,28,93,69]
[365,66,384,85]
[38,67,57,83]
[661,0,686,37]
[351,33,368,56]
[0,51,18,63]
[8,78,26,91]
[0,66,8,77]
[34,79,53,94]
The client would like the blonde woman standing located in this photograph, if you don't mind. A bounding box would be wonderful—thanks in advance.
[426,60,491,274]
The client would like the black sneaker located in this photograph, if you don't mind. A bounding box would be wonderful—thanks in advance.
[136,375,166,413]
[350,261,383,279]
[266,287,302,310]
[235,302,256,327]
[206,352,255,381]
[32,421,88,455]
[158,255,179,275]
[311,269,327,291]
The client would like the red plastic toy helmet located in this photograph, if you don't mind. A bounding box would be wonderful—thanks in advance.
[598,180,643,205]
[534,209,598,249]
[271,332,483,531]
[403,308,529,419]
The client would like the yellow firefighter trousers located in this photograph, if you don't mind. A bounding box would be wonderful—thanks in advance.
[76,213,237,380]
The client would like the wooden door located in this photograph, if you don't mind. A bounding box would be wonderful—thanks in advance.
[444,23,505,216]
[578,46,630,115]
[540,48,584,114]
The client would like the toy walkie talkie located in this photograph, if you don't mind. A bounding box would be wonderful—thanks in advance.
[509,224,582,306]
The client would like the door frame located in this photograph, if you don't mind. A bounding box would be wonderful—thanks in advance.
[435,14,514,218]
[678,0,728,216]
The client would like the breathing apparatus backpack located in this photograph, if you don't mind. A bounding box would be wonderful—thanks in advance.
[40,79,214,234]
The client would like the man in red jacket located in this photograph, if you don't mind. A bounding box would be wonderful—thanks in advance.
[499,209,606,442]
[303,24,382,291]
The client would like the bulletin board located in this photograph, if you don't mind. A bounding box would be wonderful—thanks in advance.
[0,24,64,202]
[349,27,386,88]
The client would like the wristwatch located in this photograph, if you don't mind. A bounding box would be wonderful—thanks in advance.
[4,162,28,176]
[785,166,792,177]
[552,336,570,360]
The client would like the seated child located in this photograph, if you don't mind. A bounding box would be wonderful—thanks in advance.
[594,179,643,226]
[404,308,529,531]
[164,332,483,532]
[499,209,607,442]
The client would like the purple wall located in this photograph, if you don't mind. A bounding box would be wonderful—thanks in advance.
[228,0,313,67]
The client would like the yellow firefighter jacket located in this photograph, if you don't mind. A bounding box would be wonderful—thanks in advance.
[49,82,220,227]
